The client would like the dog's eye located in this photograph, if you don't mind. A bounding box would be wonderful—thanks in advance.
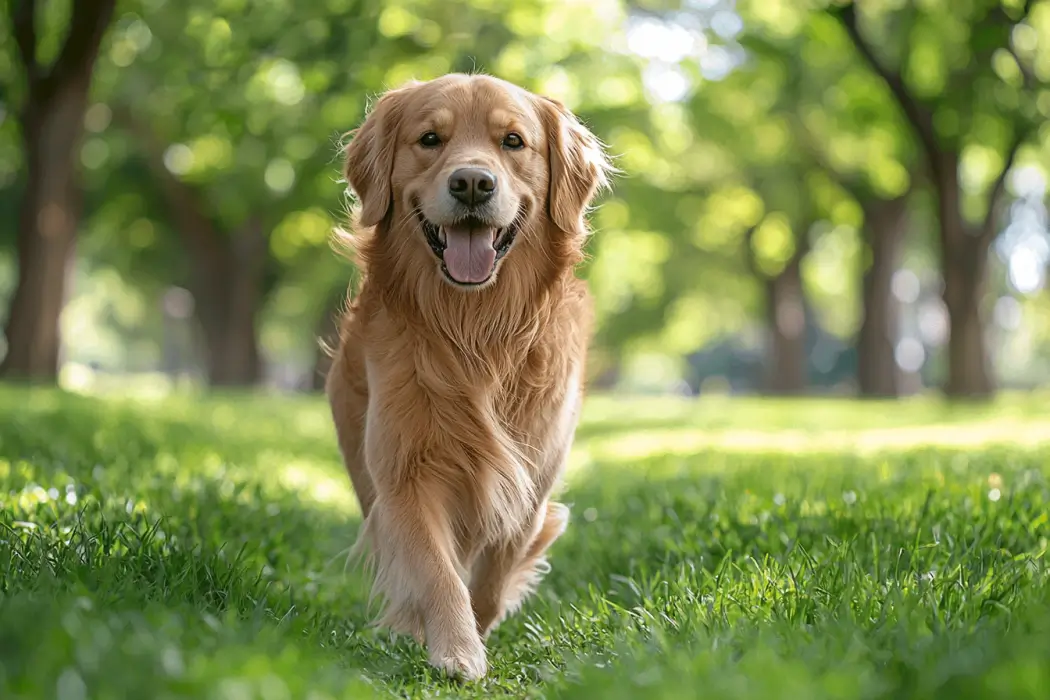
[419,132,442,148]
[502,133,525,150]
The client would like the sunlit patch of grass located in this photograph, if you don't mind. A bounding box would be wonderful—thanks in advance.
[569,390,1050,471]
[3,385,1050,698]
[580,390,1050,434]
[276,458,359,513]
[569,415,1050,468]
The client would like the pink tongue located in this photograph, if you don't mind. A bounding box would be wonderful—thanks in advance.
[442,225,497,284]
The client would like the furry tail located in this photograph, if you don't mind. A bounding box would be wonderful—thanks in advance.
[487,501,571,636]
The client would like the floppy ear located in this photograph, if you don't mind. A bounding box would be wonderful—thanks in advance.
[541,98,613,234]
[342,85,414,228]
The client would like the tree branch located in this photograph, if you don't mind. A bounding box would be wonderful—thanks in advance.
[10,0,38,83]
[979,123,1033,247]
[45,0,117,93]
[830,3,941,168]
[231,216,269,272]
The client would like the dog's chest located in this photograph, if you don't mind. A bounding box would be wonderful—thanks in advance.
[492,357,583,479]
[495,351,570,426]
[445,359,577,535]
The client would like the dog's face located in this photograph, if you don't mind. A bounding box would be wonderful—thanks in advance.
[343,74,610,290]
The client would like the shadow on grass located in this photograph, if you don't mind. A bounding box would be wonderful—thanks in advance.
[0,387,342,472]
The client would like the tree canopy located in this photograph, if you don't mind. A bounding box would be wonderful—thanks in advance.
[1,0,1048,396]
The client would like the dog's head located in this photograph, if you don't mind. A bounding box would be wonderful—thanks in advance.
[343,74,612,290]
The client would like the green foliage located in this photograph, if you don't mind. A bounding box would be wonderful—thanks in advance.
[65,0,659,371]
[1,0,1048,384]
[3,388,1050,697]
[834,0,1043,215]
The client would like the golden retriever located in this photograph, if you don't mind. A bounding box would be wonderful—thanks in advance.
[324,73,612,680]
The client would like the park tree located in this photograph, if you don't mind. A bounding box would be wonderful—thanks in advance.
[619,1,914,395]
[1,0,117,381]
[743,194,815,395]
[101,1,400,386]
[854,192,912,396]
[829,0,1045,398]
[740,13,920,397]
[574,3,807,392]
[683,48,848,395]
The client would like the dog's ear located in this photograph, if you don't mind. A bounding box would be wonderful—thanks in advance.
[343,85,415,228]
[540,97,613,234]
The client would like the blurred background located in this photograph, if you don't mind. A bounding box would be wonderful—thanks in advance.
[1,0,1048,400]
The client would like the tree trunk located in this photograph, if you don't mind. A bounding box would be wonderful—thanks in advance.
[191,221,267,387]
[198,313,262,387]
[856,196,908,397]
[2,94,81,379]
[1,0,116,380]
[196,294,263,387]
[935,152,995,399]
[122,107,268,388]
[942,243,993,398]
[763,255,808,395]
[831,1,1029,402]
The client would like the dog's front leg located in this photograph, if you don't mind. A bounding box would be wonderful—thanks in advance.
[360,389,487,680]
[365,490,487,680]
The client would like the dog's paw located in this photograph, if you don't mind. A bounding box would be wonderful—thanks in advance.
[428,635,488,681]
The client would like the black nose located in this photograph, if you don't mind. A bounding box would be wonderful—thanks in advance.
[448,167,496,206]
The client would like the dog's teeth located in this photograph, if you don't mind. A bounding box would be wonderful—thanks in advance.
[439,229,446,244]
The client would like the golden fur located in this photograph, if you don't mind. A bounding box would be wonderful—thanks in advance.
[325,73,612,680]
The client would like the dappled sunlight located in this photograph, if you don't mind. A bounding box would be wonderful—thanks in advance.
[581,391,1050,432]
[571,416,1050,466]
[0,457,96,516]
[569,391,1050,473]
[276,459,358,514]
[59,366,188,400]
[147,448,355,515]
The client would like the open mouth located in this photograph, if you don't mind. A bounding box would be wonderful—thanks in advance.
[416,206,521,286]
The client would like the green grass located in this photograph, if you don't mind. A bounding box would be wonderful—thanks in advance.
[3,386,1050,699]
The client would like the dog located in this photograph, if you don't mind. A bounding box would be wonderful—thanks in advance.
[324,73,612,680]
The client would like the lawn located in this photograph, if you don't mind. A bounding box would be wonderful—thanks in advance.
[3,386,1050,699]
